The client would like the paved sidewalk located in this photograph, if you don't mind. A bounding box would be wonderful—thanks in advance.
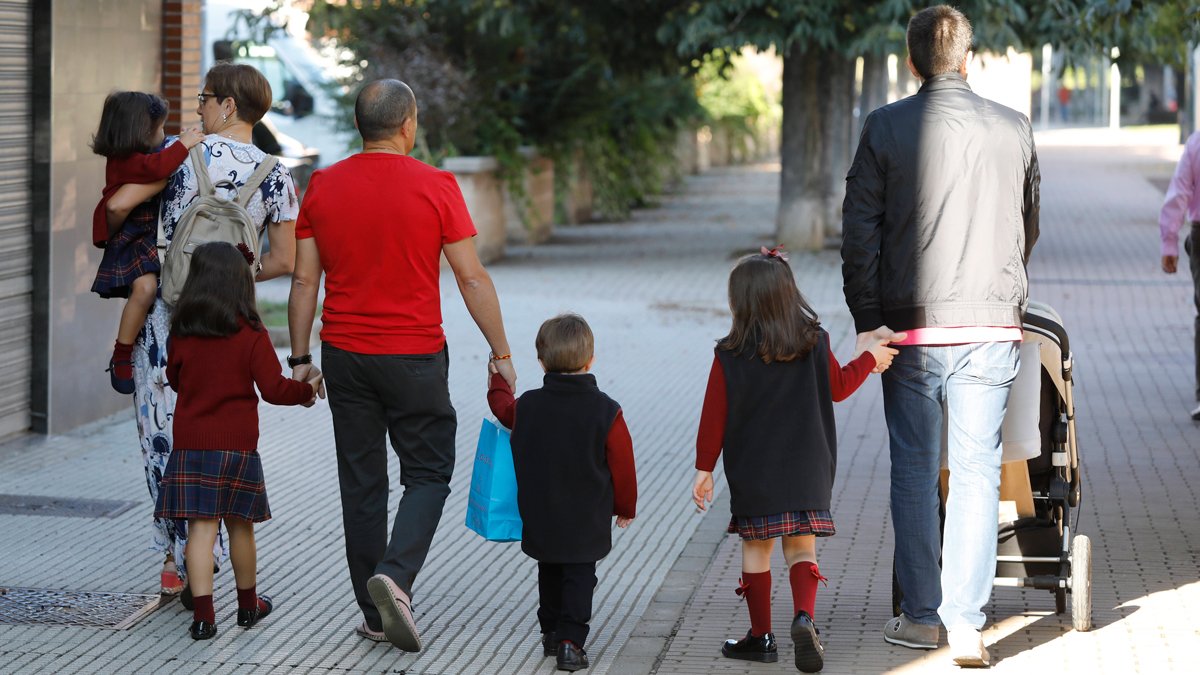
[2,128,1199,675]
[0,161,776,674]
[641,127,1200,674]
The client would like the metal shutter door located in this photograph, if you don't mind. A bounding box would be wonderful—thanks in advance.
[0,1,31,439]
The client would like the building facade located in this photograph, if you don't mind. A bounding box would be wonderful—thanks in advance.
[0,0,203,440]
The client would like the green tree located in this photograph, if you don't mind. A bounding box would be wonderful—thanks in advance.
[662,1,1047,250]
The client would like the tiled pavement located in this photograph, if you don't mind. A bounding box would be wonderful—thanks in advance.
[2,128,1199,674]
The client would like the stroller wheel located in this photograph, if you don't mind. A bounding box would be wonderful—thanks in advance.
[1070,534,1093,631]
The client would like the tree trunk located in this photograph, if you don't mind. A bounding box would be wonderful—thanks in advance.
[860,52,889,132]
[823,54,856,240]
[777,44,832,251]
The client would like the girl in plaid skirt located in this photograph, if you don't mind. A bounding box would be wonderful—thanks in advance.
[691,248,904,672]
[89,91,205,395]
[155,242,323,640]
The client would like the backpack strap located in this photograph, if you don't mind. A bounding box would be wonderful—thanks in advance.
[236,155,280,208]
[189,144,216,197]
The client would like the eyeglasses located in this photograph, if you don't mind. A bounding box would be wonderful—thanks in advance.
[196,92,220,105]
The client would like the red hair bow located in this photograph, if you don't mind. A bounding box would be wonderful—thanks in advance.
[235,242,256,267]
[760,245,788,262]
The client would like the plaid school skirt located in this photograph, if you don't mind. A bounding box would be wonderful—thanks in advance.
[155,448,271,522]
[91,201,160,299]
[728,510,836,540]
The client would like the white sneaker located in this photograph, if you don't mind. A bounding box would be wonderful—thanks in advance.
[947,627,990,668]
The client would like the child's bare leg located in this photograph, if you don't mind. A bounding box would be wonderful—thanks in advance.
[186,519,219,597]
[741,538,774,573]
[117,273,158,345]
[226,517,272,621]
[781,534,816,566]
[225,518,257,591]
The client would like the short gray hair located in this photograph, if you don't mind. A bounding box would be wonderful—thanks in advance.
[354,79,417,142]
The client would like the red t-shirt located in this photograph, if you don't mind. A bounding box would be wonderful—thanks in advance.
[295,153,477,354]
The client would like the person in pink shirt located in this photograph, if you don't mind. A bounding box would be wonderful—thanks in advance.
[1159,130,1200,419]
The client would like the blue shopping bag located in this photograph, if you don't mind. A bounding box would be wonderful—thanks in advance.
[465,418,523,542]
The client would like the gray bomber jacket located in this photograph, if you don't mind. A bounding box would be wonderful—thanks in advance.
[841,73,1040,334]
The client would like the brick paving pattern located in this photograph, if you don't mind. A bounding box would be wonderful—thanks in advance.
[1,129,1199,674]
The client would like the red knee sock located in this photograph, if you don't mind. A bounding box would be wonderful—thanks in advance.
[192,594,215,624]
[111,341,133,380]
[788,561,828,619]
[237,586,268,612]
[736,570,772,636]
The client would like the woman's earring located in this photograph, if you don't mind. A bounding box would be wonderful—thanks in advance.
[221,113,228,122]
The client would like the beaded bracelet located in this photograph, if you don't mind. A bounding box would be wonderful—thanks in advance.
[490,352,512,361]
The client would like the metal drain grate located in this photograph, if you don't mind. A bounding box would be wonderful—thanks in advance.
[0,494,139,518]
[0,587,162,629]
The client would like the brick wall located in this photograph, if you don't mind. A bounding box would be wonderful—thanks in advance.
[161,1,204,133]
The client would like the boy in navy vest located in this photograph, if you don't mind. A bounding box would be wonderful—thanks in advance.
[487,313,637,672]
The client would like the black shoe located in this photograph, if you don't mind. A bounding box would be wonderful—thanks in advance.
[190,620,217,640]
[543,632,558,656]
[179,586,194,610]
[556,640,589,671]
[791,611,825,672]
[721,630,778,663]
[237,594,273,628]
[107,359,135,395]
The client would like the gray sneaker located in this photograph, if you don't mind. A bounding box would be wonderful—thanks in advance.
[883,614,939,649]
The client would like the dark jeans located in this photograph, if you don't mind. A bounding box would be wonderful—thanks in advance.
[323,343,457,630]
[1187,225,1200,400]
[537,562,598,647]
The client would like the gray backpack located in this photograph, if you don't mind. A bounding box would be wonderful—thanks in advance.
[159,145,278,306]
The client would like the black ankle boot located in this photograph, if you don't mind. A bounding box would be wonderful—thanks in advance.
[721,630,778,663]
[556,640,589,671]
[542,631,557,656]
[791,611,825,672]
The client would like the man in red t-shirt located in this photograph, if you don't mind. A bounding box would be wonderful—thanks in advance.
[287,79,516,652]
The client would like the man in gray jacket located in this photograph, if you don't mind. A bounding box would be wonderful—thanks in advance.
[841,5,1039,668]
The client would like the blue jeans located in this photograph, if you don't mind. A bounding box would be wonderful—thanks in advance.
[882,341,1020,629]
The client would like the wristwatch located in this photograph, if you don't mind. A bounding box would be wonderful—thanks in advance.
[287,353,312,368]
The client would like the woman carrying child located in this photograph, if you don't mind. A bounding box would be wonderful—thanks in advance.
[691,247,902,672]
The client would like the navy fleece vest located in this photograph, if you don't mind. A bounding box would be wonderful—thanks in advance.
[715,332,837,516]
[511,373,621,563]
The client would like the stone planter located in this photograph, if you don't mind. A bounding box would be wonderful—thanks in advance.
[504,150,555,245]
[561,150,594,225]
[442,156,507,264]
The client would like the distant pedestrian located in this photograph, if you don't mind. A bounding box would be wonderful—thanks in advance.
[88,92,203,394]
[486,313,638,672]
[842,5,1040,667]
[1159,129,1200,420]
[287,79,516,652]
[1057,85,1071,123]
[154,242,322,640]
[691,248,899,673]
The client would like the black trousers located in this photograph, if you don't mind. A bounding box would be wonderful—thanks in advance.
[1187,225,1200,401]
[323,344,457,630]
[537,562,598,647]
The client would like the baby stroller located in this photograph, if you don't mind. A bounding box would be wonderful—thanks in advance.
[891,300,1092,631]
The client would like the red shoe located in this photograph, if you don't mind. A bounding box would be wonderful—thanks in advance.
[160,561,185,595]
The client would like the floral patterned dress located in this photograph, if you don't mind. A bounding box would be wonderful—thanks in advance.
[134,136,298,575]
